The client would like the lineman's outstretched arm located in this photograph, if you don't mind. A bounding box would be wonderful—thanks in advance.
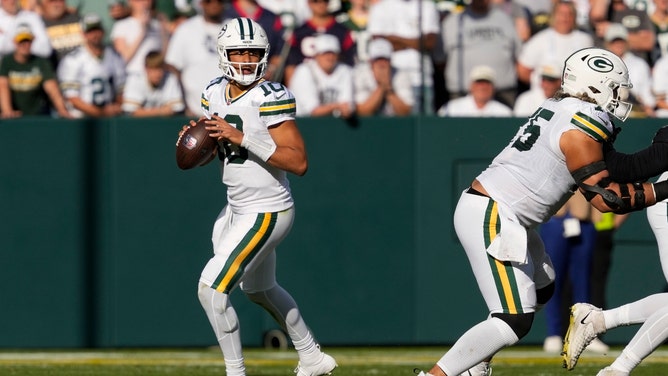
[604,126,668,182]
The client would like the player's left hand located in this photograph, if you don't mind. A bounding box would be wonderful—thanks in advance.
[205,114,243,145]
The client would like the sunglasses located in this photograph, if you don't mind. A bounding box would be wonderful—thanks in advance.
[309,0,330,3]
[202,0,224,3]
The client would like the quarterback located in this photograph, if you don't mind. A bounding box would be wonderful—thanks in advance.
[180,17,337,376]
[416,47,668,376]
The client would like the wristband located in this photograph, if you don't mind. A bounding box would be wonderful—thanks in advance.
[240,134,276,162]
[653,180,668,202]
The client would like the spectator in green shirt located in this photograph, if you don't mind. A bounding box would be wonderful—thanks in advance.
[0,24,72,118]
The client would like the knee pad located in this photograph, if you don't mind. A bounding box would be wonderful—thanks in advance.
[536,282,555,310]
[492,312,534,339]
[198,282,238,333]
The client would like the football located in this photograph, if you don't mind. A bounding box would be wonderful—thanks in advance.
[175,119,217,170]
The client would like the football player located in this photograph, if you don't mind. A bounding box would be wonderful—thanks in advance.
[416,47,668,376]
[178,17,337,376]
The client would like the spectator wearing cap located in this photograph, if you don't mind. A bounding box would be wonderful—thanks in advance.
[57,13,126,118]
[283,0,356,87]
[288,33,355,118]
[604,23,655,117]
[40,0,83,67]
[437,65,512,117]
[513,62,562,117]
[0,0,52,58]
[649,0,668,66]
[0,23,71,118]
[121,50,185,117]
[353,37,412,116]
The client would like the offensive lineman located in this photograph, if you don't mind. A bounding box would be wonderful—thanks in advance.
[415,47,668,376]
[177,17,337,376]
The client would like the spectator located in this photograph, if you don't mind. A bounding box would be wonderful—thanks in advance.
[441,0,521,108]
[289,33,354,118]
[513,0,552,35]
[283,0,356,86]
[57,13,126,118]
[111,0,168,77]
[437,65,512,117]
[490,0,532,42]
[590,0,655,62]
[256,0,310,29]
[122,50,185,116]
[651,52,668,117]
[353,37,412,116]
[0,24,71,117]
[0,0,52,58]
[65,0,130,40]
[513,63,562,117]
[518,0,593,92]
[650,0,668,66]
[336,0,372,63]
[223,0,287,82]
[367,0,440,114]
[40,0,82,67]
[605,23,655,118]
[165,0,225,116]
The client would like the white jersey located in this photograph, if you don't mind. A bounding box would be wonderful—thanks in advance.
[477,97,616,228]
[519,28,593,91]
[57,45,127,118]
[165,15,224,115]
[201,78,296,214]
[122,70,185,113]
[289,60,354,116]
[437,95,513,117]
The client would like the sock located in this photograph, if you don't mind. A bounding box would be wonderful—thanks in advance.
[610,304,668,373]
[246,284,322,365]
[604,293,668,328]
[436,317,518,375]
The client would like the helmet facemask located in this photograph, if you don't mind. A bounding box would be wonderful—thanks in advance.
[218,48,268,86]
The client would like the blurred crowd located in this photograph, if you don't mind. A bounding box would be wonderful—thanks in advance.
[1,0,668,119]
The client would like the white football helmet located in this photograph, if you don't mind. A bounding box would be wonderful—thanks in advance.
[217,17,270,86]
[562,47,633,121]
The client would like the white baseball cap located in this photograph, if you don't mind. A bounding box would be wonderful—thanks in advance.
[469,65,496,84]
[313,34,340,54]
[605,23,628,42]
[368,38,392,60]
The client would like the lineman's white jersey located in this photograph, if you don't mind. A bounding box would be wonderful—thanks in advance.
[477,97,616,228]
[58,45,126,118]
[201,78,297,214]
[289,60,354,116]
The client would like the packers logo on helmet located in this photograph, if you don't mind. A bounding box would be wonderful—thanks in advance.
[586,56,614,73]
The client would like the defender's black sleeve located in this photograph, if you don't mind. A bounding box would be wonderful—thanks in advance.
[604,126,668,183]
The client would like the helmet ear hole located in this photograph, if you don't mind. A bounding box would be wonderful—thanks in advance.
[588,86,601,94]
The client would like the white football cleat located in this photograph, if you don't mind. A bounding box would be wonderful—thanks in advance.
[459,361,492,376]
[596,366,629,376]
[294,352,337,376]
[562,303,607,370]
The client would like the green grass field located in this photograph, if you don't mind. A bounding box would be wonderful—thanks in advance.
[0,346,666,375]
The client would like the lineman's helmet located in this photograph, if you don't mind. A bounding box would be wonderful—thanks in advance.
[562,47,633,121]
[217,17,270,86]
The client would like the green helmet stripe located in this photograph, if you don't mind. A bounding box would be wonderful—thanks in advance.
[246,18,254,39]
[236,18,245,39]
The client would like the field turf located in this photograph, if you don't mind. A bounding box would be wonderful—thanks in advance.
[0,346,667,375]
